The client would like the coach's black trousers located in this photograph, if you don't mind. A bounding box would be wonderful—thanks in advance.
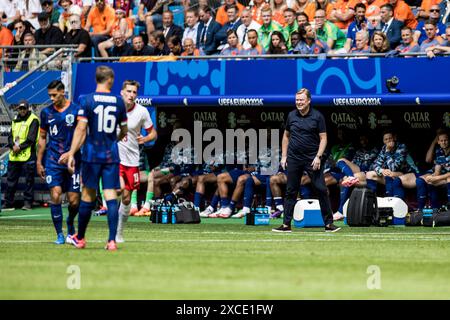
[5,160,35,207]
[283,157,333,226]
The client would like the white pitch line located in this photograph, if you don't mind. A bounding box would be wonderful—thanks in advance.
[2,225,450,238]
[1,238,450,244]
[103,228,450,237]
[0,214,46,219]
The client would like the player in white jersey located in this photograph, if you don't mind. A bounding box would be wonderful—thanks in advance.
[117,80,157,242]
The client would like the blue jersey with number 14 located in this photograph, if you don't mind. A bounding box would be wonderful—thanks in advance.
[77,92,127,164]
[40,102,80,169]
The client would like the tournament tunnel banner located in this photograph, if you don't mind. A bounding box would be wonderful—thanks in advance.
[73,57,450,101]
[74,58,450,171]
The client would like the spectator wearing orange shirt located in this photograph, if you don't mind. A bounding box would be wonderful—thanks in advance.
[0,23,14,60]
[181,37,201,56]
[59,0,83,33]
[329,0,361,30]
[251,0,267,25]
[98,8,133,57]
[216,0,245,26]
[85,0,116,56]
[389,0,417,29]
[272,0,288,25]
[362,0,387,28]
[304,0,334,22]
[291,0,310,14]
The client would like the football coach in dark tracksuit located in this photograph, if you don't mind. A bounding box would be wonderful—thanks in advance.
[272,88,341,233]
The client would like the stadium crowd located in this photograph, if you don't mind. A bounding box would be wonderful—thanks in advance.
[1,0,450,70]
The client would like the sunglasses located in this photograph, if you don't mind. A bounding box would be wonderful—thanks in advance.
[70,20,78,24]
[430,9,440,12]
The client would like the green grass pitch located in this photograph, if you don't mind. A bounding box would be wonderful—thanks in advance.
[1,208,450,299]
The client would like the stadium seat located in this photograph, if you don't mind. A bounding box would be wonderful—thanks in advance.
[169,5,184,28]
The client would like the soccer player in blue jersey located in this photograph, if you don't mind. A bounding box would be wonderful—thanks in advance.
[61,66,128,251]
[37,80,81,245]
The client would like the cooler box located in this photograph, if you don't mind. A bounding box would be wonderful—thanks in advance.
[293,199,324,228]
[377,197,407,225]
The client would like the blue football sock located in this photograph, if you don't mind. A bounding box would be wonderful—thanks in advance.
[229,200,236,211]
[300,185,311,199]
[385,176,394,197]
[274,197,283,206]
[265,178,272,207]
[366,179,377,193]
[336,160,354,177]
[339,186,351,213]
[194,192,203,208]
[430,185,441,209]
[106,199,119,242]
[221,197,230,208]
[416,178,427,210]
[447,183,450,203]
[392,177,404,199]
[77,200,95,240]
[66,204,78,235]
[50,204,63,235]
[164,193,176,203]
[210,194,220,209]
[243,177,255,208]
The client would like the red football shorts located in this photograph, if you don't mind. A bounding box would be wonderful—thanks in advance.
[119,164,140,191]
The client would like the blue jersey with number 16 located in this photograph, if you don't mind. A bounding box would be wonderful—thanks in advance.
[77,92,127,164]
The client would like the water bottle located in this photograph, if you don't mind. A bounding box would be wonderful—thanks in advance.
[171,204,178,224]
[422,206,433,226]
[423,206,433,216]
[256,205,262,215]
[162,205,168,224]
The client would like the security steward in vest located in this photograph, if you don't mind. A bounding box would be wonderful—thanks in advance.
[3,100,40,211]
[272,88,341,233]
